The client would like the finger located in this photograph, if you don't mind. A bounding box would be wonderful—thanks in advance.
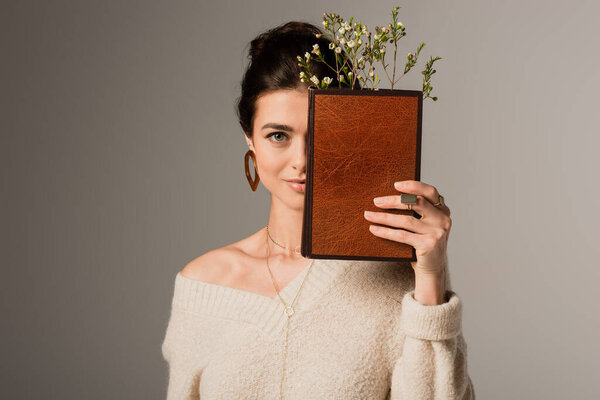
[394,180,450,217]
[373,193,443,220]
[364,210,432,234]
[368,224,422,248]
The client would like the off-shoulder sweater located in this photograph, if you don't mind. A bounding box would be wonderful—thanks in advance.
[160,258,475,399]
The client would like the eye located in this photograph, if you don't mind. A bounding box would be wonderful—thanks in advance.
[266,131,288,143]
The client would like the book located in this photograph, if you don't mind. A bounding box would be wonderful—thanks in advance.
[301,87,422,261]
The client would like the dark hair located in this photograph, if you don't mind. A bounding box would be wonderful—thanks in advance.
[236,21,361,138]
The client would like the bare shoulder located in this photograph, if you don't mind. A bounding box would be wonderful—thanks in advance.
[180,247,236,284]
[180,228,265,285]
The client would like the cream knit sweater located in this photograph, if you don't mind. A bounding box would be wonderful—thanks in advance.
[160,258,475,399]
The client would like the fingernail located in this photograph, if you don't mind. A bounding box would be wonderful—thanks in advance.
[364,211,375,217]
[374,197,385,204]
[394,181,405,189]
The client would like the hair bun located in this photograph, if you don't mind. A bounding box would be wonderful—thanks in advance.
[248,21,321,61]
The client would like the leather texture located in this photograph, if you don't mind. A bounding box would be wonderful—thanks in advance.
[301,87,422,262]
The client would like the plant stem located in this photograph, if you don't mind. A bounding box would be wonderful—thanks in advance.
[381,54,393,87]
[392,42,398,89]
[393,70,407,85]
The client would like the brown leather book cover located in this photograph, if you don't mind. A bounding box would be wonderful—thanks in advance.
[301,87,422,262]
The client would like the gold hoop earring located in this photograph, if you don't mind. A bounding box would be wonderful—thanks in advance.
[245,149,260,191]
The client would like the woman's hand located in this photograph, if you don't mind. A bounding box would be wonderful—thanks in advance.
[363,180,452,304]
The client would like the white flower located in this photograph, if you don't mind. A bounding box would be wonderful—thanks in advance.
[310,75,319,85]
[323,76,332,84]
[299,71,306,78]
[407,52,413,59]
[329,42,335,50]
[338,26,345,34]
[380,45,386,53]
[340,38,346,45]
[397,22,404,29]
[374,34,379,40]
[344,23,350,30]
[305,52,311,61]
[369,70,374,77]
[347,39,355,48]
[313,44,319,51]
[335,46,341,53]
[357,39,362,45]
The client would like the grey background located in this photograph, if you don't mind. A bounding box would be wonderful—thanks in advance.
[2,0,599,398]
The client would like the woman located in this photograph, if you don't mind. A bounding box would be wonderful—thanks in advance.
[161,21,475,399]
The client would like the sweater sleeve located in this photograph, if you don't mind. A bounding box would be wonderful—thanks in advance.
[161,306,207,400]
[389,288,475,399]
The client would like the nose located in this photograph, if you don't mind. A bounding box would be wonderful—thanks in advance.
[292,135,307,170]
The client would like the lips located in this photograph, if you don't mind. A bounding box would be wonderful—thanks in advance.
[285,180,306,193]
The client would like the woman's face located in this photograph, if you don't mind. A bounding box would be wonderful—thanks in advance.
[245,88,308,210]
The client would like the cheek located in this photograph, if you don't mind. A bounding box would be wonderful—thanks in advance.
[255,151,285,179]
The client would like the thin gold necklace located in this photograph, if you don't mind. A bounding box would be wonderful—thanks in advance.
[267,224,302,255]
[265,224,315,399]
